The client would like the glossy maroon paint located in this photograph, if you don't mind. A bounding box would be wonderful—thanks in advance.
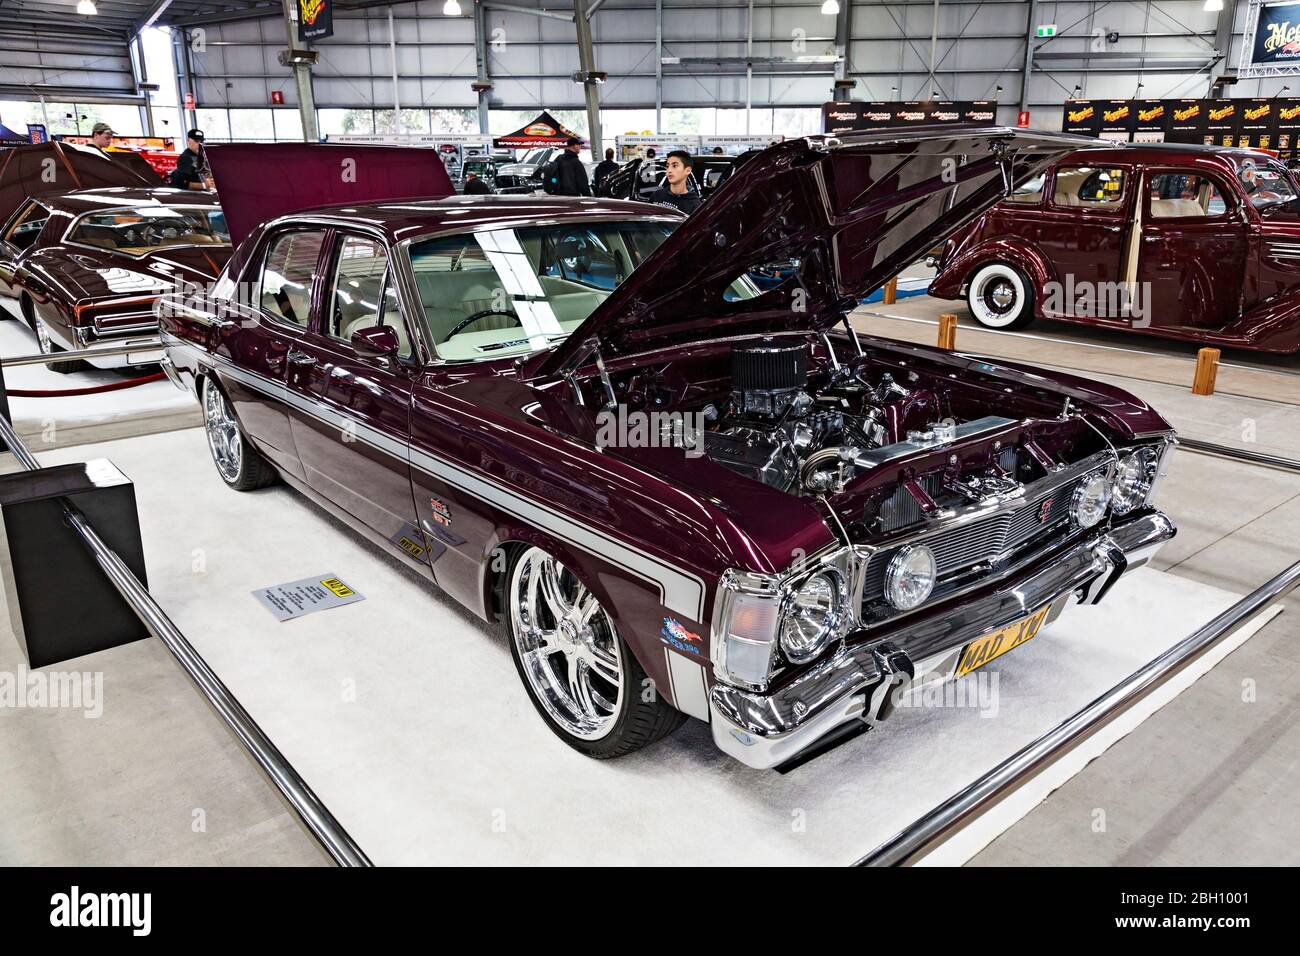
[1,187,229,350]
[160,132,1172,715]
[930,143,1300,352]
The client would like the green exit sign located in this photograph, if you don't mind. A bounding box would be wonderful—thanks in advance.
[1036,24,1057,37]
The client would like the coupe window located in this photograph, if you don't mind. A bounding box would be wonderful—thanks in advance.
[1053,166,1127,208]
[408,220,758,361]
[1147,173,1228,218]
[67,206,230,256]
[2,201,50,251]
[1236,160,1298,207]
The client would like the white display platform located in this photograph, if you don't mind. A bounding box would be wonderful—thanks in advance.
[0,305,193,437]
[31,427,1280,865]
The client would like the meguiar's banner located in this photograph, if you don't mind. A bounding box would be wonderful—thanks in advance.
[298,0,333,41]
[1251,1,1300,64]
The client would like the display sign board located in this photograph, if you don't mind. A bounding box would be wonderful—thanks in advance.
[1133,100,1169,143]
[1241,1,1300,77]
[26,125,47,144]
[1062,96,1300,157]
[821,100,996,133]
[298,0,333,41]
[253,573,364,622]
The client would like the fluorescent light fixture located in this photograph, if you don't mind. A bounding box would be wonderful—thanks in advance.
[76,0,97,14]
[443,0,462,14]
[1203,0,1223,9]
[821,0,841,13]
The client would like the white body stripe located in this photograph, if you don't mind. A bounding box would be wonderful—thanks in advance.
[209,355,708,621]
[665,648,711,721]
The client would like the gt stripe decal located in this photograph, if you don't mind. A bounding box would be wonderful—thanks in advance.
[208,355,708,621]
[664,648,711,722]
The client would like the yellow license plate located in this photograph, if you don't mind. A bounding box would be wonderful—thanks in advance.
[956,606,1050,677]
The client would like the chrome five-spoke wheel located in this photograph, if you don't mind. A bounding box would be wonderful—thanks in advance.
[510,547,623,740]
[504,545,687,758]
[204,379,243,484]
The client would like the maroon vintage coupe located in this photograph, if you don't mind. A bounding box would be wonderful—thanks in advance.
[0,142,229,371]
[929,143,1300,352]
[158,134,1176,770]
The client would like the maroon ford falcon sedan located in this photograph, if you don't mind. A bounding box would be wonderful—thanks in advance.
[929,143,1300,352]
[0,142,229,371]
[158,133,1177,770]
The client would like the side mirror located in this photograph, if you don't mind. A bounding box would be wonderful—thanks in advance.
[351,324,400,359]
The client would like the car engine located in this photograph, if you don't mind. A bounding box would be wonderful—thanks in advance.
[702,339,966,496]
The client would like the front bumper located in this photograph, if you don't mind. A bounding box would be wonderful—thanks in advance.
[709,510,1175,770]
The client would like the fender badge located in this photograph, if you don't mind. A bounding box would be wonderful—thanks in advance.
[430,497,452,527]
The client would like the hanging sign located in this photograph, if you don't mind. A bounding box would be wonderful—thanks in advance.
[298,0,334,42]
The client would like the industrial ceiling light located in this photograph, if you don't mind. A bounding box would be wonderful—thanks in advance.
[443,0,462,14]
[821,0,840,14]
[1203,0,1223,10]
[76,0,97,14]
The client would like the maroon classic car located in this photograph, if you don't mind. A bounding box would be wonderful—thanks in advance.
[929,144,1300,352]
[159,134,1176,770]
[0,142,229,372]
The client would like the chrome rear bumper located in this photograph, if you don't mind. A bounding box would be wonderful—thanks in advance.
[710,510,1175,770]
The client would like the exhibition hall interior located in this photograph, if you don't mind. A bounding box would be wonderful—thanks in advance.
[1,0,1298,883]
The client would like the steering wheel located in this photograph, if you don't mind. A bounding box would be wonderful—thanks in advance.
[444,308,521,339]
[140,220,187,245]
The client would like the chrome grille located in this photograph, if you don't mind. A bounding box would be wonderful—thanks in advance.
[862,474,1084,603]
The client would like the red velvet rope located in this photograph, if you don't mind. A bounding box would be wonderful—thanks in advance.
[5,371,165,398]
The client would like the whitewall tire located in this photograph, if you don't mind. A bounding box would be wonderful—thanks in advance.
[966,263,1035,330]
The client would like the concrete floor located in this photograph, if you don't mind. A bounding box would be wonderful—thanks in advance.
[1,292,1296,866]
[849,296,1300,865]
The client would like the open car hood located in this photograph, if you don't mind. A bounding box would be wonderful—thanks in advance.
[205,143,454,247]
[532,127,1093,378]
[0,142,152,229]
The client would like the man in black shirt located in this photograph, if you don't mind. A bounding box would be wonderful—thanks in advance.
[87,123,115,159]
[169,129,211,191]
[553,137,591,196]
[463,172,493,195]
[648,150,701,214]
[592,147,619,191]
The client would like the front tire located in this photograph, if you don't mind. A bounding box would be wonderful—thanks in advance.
[505,546,686,759]
[202,377,278,491]
[966,263,1035,330]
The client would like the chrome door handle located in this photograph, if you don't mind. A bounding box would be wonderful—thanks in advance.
[287,348,317,366]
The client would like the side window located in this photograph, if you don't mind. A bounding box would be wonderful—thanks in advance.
[1147,173,1228,219]
[3,201,51,251]
[260,230,326,328]
[1052,166,1127,208]
[1007,173,1045,204]
[328,234,410,359]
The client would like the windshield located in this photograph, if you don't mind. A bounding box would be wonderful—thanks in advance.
[408,219,759,361]
[68,206,230,255]
[519,148,550,165]
[1236,159,1298,207]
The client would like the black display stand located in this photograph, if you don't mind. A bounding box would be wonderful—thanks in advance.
[0,361,150,666]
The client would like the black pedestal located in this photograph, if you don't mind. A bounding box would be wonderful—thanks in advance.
[0,459,149,667]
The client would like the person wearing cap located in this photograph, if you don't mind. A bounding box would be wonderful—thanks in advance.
[88,122,115,158]
[169,129,211,191]
[553,136,591,197]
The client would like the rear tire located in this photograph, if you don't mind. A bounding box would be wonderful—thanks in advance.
[966,263,1035,331]
[503,545,686,759]
[202,376,278,491]
[33,315,88,374]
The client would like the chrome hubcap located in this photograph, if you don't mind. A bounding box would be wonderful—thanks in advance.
[510,547,623,740]
[987,279,1015,312]
[203,382,242,482]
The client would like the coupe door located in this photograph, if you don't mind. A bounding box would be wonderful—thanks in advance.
[1135,168,1248,331]
[1039,163,1132,318]
[210,226,330,481]
[282,230,420,545]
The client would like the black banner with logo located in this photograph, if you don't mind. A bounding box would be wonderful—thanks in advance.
[1252,1,1300,65]
[821,100,996,133]
[298,0,333,41]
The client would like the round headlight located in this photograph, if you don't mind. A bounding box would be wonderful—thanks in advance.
[885,545,937,611]
[1072,472,1111,528]
[780,572,841,663]
[1112,450,1154,515]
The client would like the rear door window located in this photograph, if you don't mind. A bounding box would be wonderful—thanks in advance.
[1146,172,1229,219]
[259,230,327,329]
